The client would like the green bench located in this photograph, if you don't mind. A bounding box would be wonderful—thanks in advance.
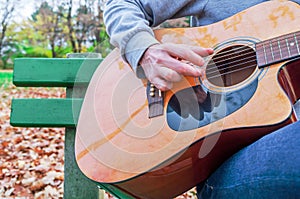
[10,55,109,199]
[16,53,300,199]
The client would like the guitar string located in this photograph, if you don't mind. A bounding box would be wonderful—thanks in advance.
[205,41,299,73]
[206,64,257,80]
[205,42,299,77]
[205,51,255,74]
[150,85,163,116]
[168,33,300,86]
[206,58,256,77]
[204,32,300,68]
[205,31,300,62]
[205,45,255,66]
[205,41,300,80]
[203,47,257,74]
[152,32,300,115]
[153,93,163,117]
[174,32,300,78]
[205,48,297,78]
[203,38,300,76]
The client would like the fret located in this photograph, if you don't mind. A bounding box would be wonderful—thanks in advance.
[255,43,267,67]
[270,39,281,61]
[286,38,291,57]
[269,41,275,60]
[279,36,289,59]
[286,34,299,57]
[262,43,268,65]
[295,33,300,54]
[278,40,283,59]
[256,31,300,68]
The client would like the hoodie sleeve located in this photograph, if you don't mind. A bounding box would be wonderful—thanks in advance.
[103,0,205,77]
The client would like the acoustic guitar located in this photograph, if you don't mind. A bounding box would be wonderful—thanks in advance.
[75,1,300,198]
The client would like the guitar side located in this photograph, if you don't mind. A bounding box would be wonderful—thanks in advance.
[75,1,300,198]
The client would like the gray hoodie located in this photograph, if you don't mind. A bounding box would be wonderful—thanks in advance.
[103,0,300,74]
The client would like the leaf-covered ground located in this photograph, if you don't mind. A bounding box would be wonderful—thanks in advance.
[0,84,65,198]
[0,83,197,199]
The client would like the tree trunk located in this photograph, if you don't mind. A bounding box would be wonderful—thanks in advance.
[66,0,77,52]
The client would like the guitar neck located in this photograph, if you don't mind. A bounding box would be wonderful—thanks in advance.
[256,31,300,68]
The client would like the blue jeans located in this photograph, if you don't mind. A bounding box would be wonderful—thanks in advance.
[197,120,300,199]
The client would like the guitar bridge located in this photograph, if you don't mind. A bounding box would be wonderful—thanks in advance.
[146,82,164,118]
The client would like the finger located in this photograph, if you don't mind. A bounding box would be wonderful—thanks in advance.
[159,66,182,82]
[189,46,214,57]
[165,44,213,67]
[151,77,173,91]
[161,56,205,77]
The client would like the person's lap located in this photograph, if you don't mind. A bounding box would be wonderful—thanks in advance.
[197,120,300,199]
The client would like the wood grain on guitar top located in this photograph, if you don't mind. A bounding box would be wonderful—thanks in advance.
[75,1,300,198]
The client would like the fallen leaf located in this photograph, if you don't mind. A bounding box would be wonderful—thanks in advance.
[1,83,197,199]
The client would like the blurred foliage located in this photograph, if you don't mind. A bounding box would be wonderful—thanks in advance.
[0,0,111,69]
[0,0,189,69]
[160,17,190,28]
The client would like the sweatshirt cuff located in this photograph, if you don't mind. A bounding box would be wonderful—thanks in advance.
[124,31,159,78]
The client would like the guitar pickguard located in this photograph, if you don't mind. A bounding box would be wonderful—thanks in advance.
[75,2,300,198]
[167,76,258,131]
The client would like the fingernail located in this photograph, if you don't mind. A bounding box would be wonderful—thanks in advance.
[207,48,214,54]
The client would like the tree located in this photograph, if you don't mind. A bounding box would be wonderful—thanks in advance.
[0,0,112,63]
[32,1,67,58]
[7,20,52,58]
[73,0,98,53]
[64,0,77,52]
[91,0,111,57]
[63,0,110,56]
[0,0,20,68]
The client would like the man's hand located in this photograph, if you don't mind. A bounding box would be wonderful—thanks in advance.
[139,43,214,91]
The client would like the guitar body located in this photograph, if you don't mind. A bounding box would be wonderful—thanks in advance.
[75,1,300,198]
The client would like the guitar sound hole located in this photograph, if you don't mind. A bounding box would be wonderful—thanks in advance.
[206,45,257,87]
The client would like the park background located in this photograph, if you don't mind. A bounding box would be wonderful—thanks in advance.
[0,0,195,198]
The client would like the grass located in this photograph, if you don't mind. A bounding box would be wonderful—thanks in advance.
[0,70,13,87]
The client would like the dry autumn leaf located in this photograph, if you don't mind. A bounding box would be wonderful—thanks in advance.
[0,83,197,199]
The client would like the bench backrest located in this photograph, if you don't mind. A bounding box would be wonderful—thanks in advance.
[11,58,102,127]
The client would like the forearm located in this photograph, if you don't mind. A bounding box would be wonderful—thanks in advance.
[103,0,159,74]
[103,0,202,74]
[104,0,158,73]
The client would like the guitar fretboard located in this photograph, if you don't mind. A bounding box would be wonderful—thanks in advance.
[256,31,300,68]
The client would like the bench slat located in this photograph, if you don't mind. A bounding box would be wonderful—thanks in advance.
[13,58,102,87]
[11,55,102,198]
[10,98,82,127]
